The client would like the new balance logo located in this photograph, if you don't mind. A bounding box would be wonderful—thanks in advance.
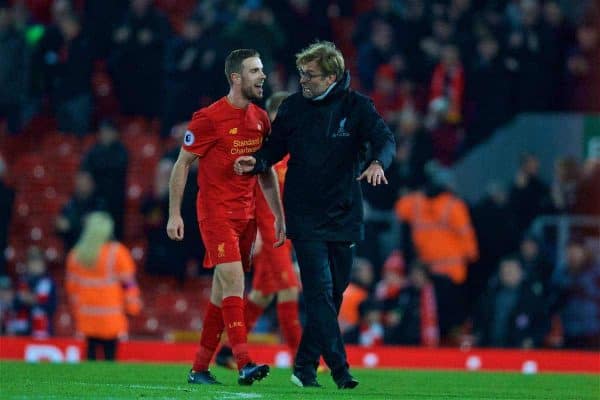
[217,243,225,257]
[229,127,238,135]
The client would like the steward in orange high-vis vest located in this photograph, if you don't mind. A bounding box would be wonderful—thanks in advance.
[66,212,141,361]
[394,165,478,285]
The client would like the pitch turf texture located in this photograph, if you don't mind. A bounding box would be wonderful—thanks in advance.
[0,361,597,399]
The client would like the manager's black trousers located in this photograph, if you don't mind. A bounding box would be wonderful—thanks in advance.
[291,239,354,381]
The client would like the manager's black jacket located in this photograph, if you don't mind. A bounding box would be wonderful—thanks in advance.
[251,71,395,241]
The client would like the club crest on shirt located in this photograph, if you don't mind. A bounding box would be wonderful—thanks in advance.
[217,243,225,258]
[229,127,238,135]
[184,130,195,145]
[257,122,262,131]
[332,117,350,137]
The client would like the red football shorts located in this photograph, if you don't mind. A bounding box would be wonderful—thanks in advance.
[252,240,299,295]
[199,219,257,271]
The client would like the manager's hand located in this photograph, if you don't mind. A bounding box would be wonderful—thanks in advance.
[357,161,388,186]
[234,156,257,175]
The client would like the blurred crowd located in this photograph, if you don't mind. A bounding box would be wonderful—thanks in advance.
[0,0,599,350]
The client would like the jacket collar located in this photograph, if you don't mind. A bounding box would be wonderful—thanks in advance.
[310,70,351,103]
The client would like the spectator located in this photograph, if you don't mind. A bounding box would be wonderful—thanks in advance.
[13,247,58,338]
[374,250,407,304]
[504,0,556,112]
[469,182,519,305]
[140,160,186,283]
[109,0,170,117]
[161,15,219,138]
[221,2,285,78]
[357,20,398,91]
[393,109,433,189]
[429,44,465,124]
[575,158,600,216]
[473,257,549,348]
[566,23,600,112]
[550,156,580,213]
[509,153,550,235]
[344,299,385,347]
[395,161,478,286]
[552,241,600,349]
[518,235,553,294]
[0,3,27,134]
[384,262,455,346]
[352,0,402,48]
[0,155,14,275]
[81,119,129,240]
[465,35,512,148]
[339,258,375,338]
[55,170,107,250]
[0,275,16,334]
[36,12,93,135]
[395,162,478,332]
[66,212,142,360]
[269,0,331,78]
[369,63,408,126]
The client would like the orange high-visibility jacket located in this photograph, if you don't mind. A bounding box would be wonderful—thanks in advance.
[66,242,141,339]
[395,192,478,284]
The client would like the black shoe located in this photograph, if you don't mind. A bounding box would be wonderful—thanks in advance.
[215,345,236,370]
[238,363,270,386]
[290,372,322,388]
[336,374,359,389]
[187,369,221,385]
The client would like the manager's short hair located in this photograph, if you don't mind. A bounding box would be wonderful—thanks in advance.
[295,41,345,81]
[224,49,260,85]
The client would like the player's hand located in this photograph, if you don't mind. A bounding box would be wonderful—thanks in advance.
[273,218,286,248]
[234,156,257,175]
[357,162,388,186]
[166,215,184,241]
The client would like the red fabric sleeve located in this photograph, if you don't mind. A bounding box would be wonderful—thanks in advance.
[183,111,218,157]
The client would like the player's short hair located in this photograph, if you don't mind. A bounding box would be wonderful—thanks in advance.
[265,91,290,115]
[295,41,345,81]
[225,49,260,85]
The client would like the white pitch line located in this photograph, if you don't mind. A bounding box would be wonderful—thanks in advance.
[214,392,263,399]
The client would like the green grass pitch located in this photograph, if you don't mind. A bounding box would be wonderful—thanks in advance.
[0,361,598,399]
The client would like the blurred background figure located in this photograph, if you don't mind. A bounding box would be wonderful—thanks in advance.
[395,162,478,337]
[81,119,129,240]
[473,257,548,348]
[0,154,14,275]
[66,212,141,361]
[13,246,57,338]
[55,170,106,251]
[551,241,600,349]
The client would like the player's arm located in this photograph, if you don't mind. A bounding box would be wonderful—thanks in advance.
[258,167,286,248]
[234,101,291,175]
[166,148,198,241]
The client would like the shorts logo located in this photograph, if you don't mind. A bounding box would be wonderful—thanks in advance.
[184,130,195,145]
[229,127,238,135]
[217,243,225,257]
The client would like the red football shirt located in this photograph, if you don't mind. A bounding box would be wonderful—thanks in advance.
[183,97,270,221]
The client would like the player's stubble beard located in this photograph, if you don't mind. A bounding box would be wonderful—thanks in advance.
[242,80,263,102]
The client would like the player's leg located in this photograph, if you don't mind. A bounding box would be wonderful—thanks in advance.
[246,289,273,329]
[275,287,302,354]
[188,272,224,385]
